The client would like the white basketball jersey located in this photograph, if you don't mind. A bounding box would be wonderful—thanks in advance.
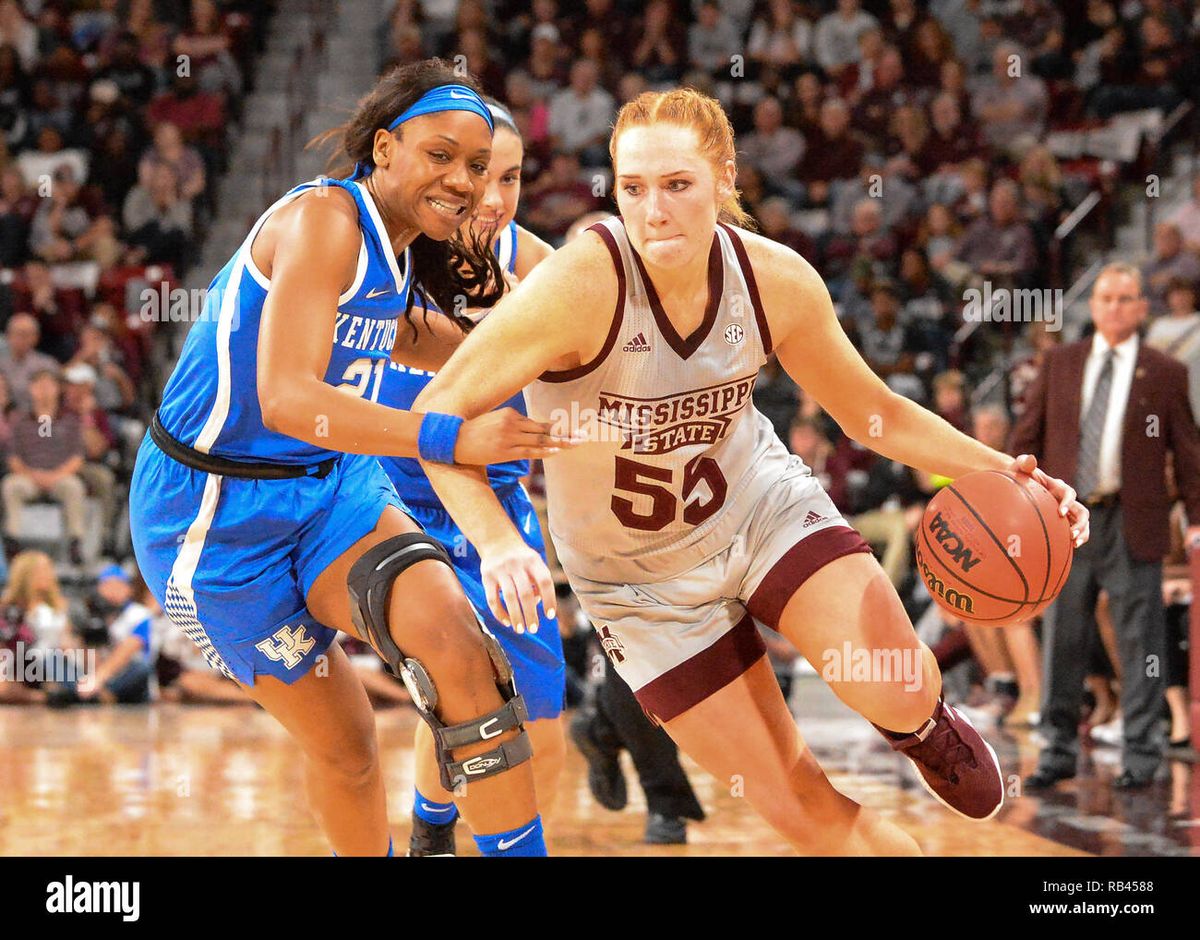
[525,217,794,584]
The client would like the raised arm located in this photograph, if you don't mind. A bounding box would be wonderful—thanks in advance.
[745,229,1089,545]
[255,191,556,465]
[415,230,615,631]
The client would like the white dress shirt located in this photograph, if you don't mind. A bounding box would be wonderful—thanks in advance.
[1079,331,1139,496]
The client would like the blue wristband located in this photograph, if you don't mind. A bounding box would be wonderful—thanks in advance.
[418,413,465,464]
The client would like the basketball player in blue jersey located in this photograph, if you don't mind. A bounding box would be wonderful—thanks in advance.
[129,61,568,857]
[379,102,565,856]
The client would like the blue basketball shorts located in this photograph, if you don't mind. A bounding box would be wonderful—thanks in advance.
[405,483,566,721]
[129,434,405,686]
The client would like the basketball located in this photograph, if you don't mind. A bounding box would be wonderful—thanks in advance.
[915,470,1073,627]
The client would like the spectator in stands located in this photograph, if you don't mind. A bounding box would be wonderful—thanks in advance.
[931,369,969,432]
[95,31,157,107]
[2,367,86,565]
[785,68,824,136]
[629,0,684,85]
[1017,143,1066,231]
[0,549,68,703]
[1008,318,1062,419]
[796,97,864,207]
[928,3,983,74]
[0,2,36,71]
[754,352,799,447]
[0,166,36,267]
[139,122,206,204]
[30,165,122,268]
[954,179,1039,287]
[523,150,602,241]
[688,1,740,78]
[146,73,224,153]
[61,363,117,553]
[829,154,914,236]
[826,199,898,285]
[1142,222,1200,317]
[853,46,914,151]
[1168,174,1200,254]
[789,414,856,514]
[857,279,924,399]
[739,96,804,196]
[881,0,930,60]
[71,564,155,704]
[65,321,135,415]
[12,261,86,363]
[0,313,58,411]
[754,196,816,262]
[124,162,194,270]
[814,0,878,78]
[916,91,980,178]
[548,59,613,167]
[577,27,623,94]
[1146,277,1200,421]
[746,0,812,74]
[919,200,961,277]
[970,42,1048,155]
[173,0,242,101]
[907,16,954,88]
[1091,11,1186,118]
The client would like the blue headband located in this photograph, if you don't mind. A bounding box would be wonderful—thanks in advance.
[349,84,494,181]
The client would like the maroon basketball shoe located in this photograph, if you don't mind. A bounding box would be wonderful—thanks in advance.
[875,698,1004,821]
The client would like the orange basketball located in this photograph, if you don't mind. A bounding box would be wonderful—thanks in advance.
[914,470,1074,626]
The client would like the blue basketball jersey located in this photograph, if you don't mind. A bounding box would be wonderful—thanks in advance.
[157,177,412,463]
[378,220,528,506]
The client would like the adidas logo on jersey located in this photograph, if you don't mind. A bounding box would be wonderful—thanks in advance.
[802,510,825,528]
[622,332,651,352]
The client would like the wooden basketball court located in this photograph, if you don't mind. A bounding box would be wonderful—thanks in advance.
[0,675,1194,857]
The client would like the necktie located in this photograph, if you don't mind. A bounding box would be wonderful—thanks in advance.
[1075,349,1115,499]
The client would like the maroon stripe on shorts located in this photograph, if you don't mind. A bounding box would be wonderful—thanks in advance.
[634,614,766,723]
[747,526,873,630]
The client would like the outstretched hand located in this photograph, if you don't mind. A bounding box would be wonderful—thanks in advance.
[1008,453,1090,549]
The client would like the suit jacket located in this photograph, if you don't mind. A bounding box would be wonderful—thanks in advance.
[1009,338,1200,562]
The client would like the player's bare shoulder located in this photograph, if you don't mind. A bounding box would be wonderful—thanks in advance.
[725,224,832,345]
[510,225,620,367]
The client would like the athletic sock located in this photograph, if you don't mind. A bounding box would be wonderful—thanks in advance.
[473,815,546,857]
[413,788,459,825]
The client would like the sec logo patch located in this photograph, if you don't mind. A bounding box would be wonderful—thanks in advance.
[724,323,744,345]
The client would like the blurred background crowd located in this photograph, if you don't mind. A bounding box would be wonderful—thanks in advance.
[0,0,1197,823]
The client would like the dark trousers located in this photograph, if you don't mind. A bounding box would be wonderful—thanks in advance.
[1038,502,1167,777]
[594,656,705,821]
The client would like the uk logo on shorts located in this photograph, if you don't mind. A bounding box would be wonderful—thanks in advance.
[256,625,316,669]
[597,623,626,665]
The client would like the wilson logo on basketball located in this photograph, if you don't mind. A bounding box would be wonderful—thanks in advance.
[622,332,651,352]
[927,512,983,572]
[597,374,757,454]
[914,542,975,614]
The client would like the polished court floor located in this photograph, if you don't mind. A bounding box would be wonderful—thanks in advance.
[1,676,1196,856]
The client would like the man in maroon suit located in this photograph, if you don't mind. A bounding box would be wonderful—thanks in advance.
[1011,262,1200,789]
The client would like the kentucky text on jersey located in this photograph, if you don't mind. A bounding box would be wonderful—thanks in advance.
[156,176,412,463]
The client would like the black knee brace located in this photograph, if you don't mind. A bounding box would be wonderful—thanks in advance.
[346,533,532,790]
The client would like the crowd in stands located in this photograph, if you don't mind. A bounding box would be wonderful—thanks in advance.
[0,0,271,574]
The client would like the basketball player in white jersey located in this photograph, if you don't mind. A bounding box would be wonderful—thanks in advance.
[414,89,1091,854]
